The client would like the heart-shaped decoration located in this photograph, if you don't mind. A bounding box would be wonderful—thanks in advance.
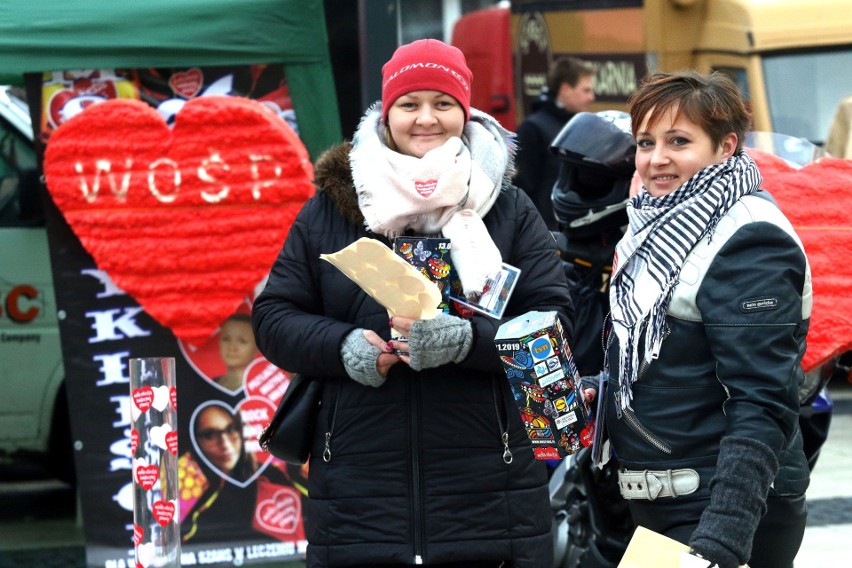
[189,398,277,488]
[136,542,155,568]
[135,462,159,491]
[165,431,179,456]
[150,424,173,452]
[170,386,177,411]
[43,96,314,344]
[243,358,291,406]
[130,429,139,456]
[151,385,171,412]
[254,484,302,535]
[750,151,852,371]
[131,387,154,414]
[152,499,177,526]
[133,524,144,546]
[169,68,203,99]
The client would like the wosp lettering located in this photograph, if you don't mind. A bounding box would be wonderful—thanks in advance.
[72,152,285,204]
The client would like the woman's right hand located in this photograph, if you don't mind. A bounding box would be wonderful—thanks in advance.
[362,329,398,377]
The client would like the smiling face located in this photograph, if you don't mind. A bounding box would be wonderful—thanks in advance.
[635,104,737,197]
[387,90,466,158]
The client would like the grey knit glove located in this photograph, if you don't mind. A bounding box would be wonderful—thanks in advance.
[689,436,779,568]
[340,329,386,388]
[407,313,473,371]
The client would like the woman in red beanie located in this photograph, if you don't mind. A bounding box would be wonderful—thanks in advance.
[253,38,573,567]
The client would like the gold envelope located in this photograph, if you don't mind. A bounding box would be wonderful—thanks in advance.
[320,237,442,320]
[618,526,749,568]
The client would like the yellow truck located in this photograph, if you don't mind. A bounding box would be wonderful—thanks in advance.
[465,0,852,145]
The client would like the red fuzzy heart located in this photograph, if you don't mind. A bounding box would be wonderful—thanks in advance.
[43,96,314,344]
[751,151,852,371]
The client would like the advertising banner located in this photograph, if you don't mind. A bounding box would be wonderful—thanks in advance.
[28,65,311,568]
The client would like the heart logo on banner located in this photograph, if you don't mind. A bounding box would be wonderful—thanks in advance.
[749,151,852,372]
[254,485,302,535]
[189,398,277,488]
[43,96,315,344]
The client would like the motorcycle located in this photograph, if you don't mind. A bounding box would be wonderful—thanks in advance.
[546,118,837,568]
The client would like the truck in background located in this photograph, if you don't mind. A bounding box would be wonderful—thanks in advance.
[453,0,852,145]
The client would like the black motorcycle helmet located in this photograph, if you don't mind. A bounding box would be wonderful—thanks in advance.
[550,111,635,237]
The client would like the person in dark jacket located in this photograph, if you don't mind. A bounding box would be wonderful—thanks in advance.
[585,71,811,568]
[252,39,574,568]
[514,57,595,229]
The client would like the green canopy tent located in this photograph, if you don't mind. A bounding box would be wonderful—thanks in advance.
[0,0,342,158]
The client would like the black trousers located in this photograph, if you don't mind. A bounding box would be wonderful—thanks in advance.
[628,493,807,568]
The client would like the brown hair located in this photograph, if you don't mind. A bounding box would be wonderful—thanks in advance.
[628,70,751,152]
[547,57,595,93]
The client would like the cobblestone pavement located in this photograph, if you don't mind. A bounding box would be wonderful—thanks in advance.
[2,381,851,568]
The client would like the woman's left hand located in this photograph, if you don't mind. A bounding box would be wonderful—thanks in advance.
[388,316,413,366]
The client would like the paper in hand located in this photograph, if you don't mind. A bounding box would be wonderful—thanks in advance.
[321,237,442,320]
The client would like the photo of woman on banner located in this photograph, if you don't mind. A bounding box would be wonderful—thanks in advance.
[181,402,309,545]
[193,403,257,482]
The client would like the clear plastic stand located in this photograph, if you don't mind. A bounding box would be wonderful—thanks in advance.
[130,357,180,567]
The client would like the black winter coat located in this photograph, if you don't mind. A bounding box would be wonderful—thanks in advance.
[252,143,574,567]
[513,95,575,229]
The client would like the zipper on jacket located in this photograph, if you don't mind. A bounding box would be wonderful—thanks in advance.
[322,380,342,462]
[410,373,426,563]
[491,376,513,464]
[621,406,672,454]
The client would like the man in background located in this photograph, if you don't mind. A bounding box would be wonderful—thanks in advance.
[514,57,595,228]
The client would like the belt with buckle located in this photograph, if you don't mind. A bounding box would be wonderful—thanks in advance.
[618,468,699,500]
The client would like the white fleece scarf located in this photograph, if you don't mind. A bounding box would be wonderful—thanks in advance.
[609,152,762,412]
[350,103,513,298]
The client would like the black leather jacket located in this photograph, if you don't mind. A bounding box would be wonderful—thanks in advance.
[604,193,811,498]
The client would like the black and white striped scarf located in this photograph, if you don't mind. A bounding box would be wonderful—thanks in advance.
[609,152,762,412]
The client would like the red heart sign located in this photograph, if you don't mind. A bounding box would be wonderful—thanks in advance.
[135,464,159,490]
[169,68,203,99]
[750,151,852,371]
[131,387,154,413]
[130,429,139,456]
[152,500,176,526]
[43,96,314,344]
[165,431,179,456]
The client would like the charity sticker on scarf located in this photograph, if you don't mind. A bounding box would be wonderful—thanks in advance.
[320,238,442,320]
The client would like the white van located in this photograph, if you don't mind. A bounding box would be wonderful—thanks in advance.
[0,85,70,480]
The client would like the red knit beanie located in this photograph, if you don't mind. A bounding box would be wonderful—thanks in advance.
[381,39,472,123]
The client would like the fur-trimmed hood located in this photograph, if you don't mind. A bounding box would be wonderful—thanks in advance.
[313,141,364,227]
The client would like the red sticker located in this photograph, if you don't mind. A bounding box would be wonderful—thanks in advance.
[135,464,159,491]
[133,524,144,546]
[131,387,154,413]
[169,386,177,411]
[165,431,179,456]
[130,429,139,455]
[152,500,176,526]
